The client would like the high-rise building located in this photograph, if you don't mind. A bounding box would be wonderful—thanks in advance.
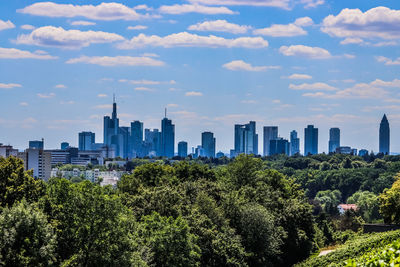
[29,139,44,149]
[263,126,278,156]
[234,121,258,156]
[270,138,290,156]
[130,121,143,157]
[119,126,130,158]
[304,125,318,155]
[0,144,18,158]
[18,148,51,181]
[379,114,390,155]
[329,128,340,153]
[290,130,300,156]
[145,129,162,157]
[202,132,216,158]
[161,116,175,158]
[61,142,69,150]
[78,131,95,151]
[178,141,188,158]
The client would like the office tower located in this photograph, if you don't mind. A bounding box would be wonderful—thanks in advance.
[0,144,18,158]
[161,115,175,158]
[78,132,95,151]
[263,126,278,156]
[329,128,340,153]
[290,130,300,156]
[358,149,369,157]
[234,121,258,156]
[145,129,162,157]
[304,125,318,155]
[194,145,205,158]
[270,138,290,156]
[29,139,44,149]
[216,151,225,158]
[379,114,390,155]
[202,132,216,158]
[18,148,51,181]
[119,126,130,158]
[178,141,188,158]
[61,142,69,150]
[130,121,143,157]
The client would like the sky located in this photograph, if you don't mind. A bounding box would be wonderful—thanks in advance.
[1,0,400,154]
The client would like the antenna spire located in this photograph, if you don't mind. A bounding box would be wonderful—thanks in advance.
[113,93,115,103]
[165,107,167,118]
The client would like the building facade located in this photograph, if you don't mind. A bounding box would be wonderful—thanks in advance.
[270,138,290,156]
[234,121,258,157]
[263,126,278,156]
[78,131,95,151]
[161,117,175,158]
[290,130,300,156]
[178,141,188,158]
[379,114,390,155]
[304,125,318,155]
[329,128,340,153]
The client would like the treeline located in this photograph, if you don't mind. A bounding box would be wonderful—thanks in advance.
[0,155,316,267]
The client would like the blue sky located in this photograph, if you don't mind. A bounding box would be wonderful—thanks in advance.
[1,0,400,154]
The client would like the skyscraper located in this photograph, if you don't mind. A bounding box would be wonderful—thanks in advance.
[270,138,290,156]
[304,125,318,155]
[201,132,216,158]
[145,129,161,157]
[263,126,278,156]
[234,121,258,156]
[29,139,44,149]
[103,96,123,156]
[130,121,143,157]
[379,114,390,155]
[329,128,340,153]
[78,131,95,151]
[178,141,188,158]
[61,142,69,150]
[290,130,300,156]
[161,115,175,158]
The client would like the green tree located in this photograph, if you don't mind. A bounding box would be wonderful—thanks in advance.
[226,154,262,188]
[0,200,57,267]
[379,175,400,224]
[41,178,137,266]
[0,156,45,207]
[347,191,380,222]
[137,212,201,267]
[315,190,342,214]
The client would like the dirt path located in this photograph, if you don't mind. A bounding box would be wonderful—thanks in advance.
[319,249,335,256]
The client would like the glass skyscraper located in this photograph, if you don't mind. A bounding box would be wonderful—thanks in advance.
[233,121,258,156]
[290,130,300,156]
[201,132,216,158]
[263,126,278,156]
[269,138,289,156]
[161,117,175,158]
[145,129,162,157]
[379,114,390,155]
[130,121,143,157]
[178,141,188,158]
[304,125,318,155]
[329,128,340,153]
[78,131,95,151]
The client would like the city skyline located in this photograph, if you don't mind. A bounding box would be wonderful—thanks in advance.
[1,1,400,153]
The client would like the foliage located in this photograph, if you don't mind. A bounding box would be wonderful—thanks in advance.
[347,191,380,222]
[0,200,57,267]
[345,240,400,266]
[0,156,45,208]
[379,174,400,224]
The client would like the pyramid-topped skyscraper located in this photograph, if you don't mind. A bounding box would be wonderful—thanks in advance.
[379,114,390,155]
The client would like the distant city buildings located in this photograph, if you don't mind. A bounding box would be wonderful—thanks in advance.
[379,114,390,155]
[0,144,18,158]
[202,132,216,158]
[145,129,161,157]
[232,121,258,157]
[61,142,69,150]
[29,139,44,149]
[78,131,95,151]
[329,128,340,153]
[178,141,188,158]
[270,138,290,156]
[290,130,300,156]
[304,125,318,155]
[161,115,175,158]
[263,126,278,156]
[18,148,51,181]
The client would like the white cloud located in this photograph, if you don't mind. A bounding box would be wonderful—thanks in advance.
[300,0,324,9]
[97,94,108,98]
[20,24,35,30]
[287,73,312,79]
[54,84,67,89]
[0,83,22,89]
[223,60,279,71]
[134,87,154,92]
[16,26,124,49]
[241,100,257,104]
[159,4,236,15]
[37,93,55,99]
[127,25,148,30]
[370,79,400,88]
[188,20,250,34]
[340,37,363,45]
[117,32,269,49]
[187,0,290,9]
[66,55,165,67]
[70,20,96,26]
[289,82,337,91]
[94,104,113,109]
[18,2,155,21]
[322,7,400,40]
[0,20,15,31]
[185,91,203,96]
[119,79,175,85]
[19,102,29,106]
[279,45,331,59]
[376,56,400,66]
[167,103,179,108]
[0,47,56,60]
[253,17,313,37]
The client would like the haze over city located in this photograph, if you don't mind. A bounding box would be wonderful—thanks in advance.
[1,0,400,153]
